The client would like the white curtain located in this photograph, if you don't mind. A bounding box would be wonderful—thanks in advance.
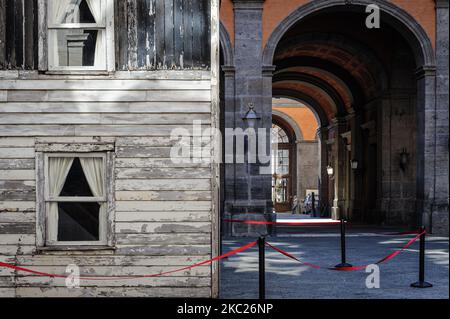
[80,157,105,240]
[48,157,74,241]
[79,157,104,198]
[50,0,105,68]
[86,0,105,68]
[50,0,81,67]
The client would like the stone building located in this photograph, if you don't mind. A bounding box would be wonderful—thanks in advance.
[220,0,449,236]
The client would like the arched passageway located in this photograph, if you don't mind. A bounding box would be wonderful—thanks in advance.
[266,1,435,227]
[219,0,447,236]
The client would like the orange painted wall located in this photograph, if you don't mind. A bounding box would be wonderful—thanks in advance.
[220,0,436,49]
[273,107,319,141]
[220,0,235,45]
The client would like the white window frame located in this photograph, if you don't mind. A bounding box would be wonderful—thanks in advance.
[36,149,115,250]
[40,0,115,72]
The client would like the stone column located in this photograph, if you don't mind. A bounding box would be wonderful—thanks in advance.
[317,127,330,217]
[349,113,363,220]
[222,65,236,236]
[432,0,449,235]
[416,66,437,232]
[223,0,274,236]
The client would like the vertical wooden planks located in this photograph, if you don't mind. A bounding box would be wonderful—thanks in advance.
[136,0,147,68]
[0,0,6,68]
[0,0,211,71]
[14,0,23,68]
[174,0,184,69]
[182,0,193,68]
[116,0,128,70]
[164,0,175,69]
[127,0,138,70]
[37,0,47,71]
[5,0,16,67]
[146,0,156,69]
[203,0,211,69]
[155,0,165,68]
[24,0,36,69]
[192,0,202,68]
[0,0,38,70]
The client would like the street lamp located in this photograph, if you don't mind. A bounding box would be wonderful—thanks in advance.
[350,159,359,170]
[242,103,260,129]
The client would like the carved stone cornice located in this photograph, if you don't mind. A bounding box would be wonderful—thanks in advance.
[232,0,265,10]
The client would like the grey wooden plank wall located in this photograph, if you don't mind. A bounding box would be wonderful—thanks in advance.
[0,75,214,297]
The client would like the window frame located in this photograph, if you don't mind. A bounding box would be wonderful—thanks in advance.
[36,149,115,250]
[38,0,115,73]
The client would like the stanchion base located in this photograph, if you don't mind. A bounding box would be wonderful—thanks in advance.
[335,263,353,268]
[410,281,433,288]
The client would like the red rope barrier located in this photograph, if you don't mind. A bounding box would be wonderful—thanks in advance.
[265,230,424,271]
[0,240,258,281]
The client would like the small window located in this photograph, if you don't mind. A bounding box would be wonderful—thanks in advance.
[44,153,107,246]
[47,0,113,71]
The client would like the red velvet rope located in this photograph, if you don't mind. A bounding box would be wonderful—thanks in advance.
[0,240,258,281]
[265,230,425,271]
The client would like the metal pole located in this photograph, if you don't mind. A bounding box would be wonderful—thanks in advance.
[411,227,433,288]
[258,236,266,299]
[335,219,352,268]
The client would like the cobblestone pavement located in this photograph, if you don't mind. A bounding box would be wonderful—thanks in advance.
[219,227,449,299]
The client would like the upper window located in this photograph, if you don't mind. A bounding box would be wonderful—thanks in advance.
[272,124,290,144]
[47,0,113,71]
[44,153,107,246]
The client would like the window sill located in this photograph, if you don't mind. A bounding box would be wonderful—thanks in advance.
[44,70,112,76]
[37,245,116,254]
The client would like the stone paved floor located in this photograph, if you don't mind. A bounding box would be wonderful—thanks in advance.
[219,227,449,299]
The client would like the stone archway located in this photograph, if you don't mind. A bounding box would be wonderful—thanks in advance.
[262,0,435,67]
[262,0,440,230]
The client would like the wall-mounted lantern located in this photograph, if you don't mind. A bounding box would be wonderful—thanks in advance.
[327,165,334,179]
[400,148,409,171]
[350,159,359,171]
[242,103,260,129]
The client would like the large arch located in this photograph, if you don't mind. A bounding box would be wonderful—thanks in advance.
[220,21,234,66]
[272,108,304,141]
[273,72,348,117]
[262,0,435,67]
[272,88,329,127]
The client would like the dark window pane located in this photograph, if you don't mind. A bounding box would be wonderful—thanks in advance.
[79,0,96,23]
[51,29,101,67]
[60,158,93,197]
[57,202,100,241]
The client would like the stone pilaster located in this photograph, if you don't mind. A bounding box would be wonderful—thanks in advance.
[330,117,347,220]
[416,66,437,231]
[432,0,449,235]
[223,0,274,236]
[349,113,363,220]
[317,127,330,217]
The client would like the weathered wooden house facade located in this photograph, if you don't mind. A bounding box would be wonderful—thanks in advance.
[0,0,220,297]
